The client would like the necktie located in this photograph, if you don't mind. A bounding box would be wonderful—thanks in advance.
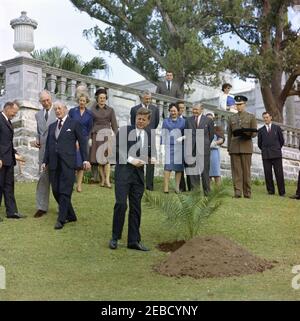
[45,109,49,122]
[267,125,270,133]
[136,131,141,157]
[167,81,171,91]
[58,119,63,130]
[195,116,198,128]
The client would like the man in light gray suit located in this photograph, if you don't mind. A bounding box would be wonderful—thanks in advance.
[34,90,56,218]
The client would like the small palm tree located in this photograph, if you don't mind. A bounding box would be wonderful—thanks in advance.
[143,186,228,241]
[32,46,107,77]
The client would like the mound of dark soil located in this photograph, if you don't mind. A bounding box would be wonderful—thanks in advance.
[155,236,274,279]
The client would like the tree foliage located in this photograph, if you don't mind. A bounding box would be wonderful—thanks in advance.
[70,0,300,121]
[32,46,108,77]
[70,0,228,89]
[207,0,300,122]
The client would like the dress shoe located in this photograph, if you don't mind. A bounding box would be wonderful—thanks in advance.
[127,242,150,251]
[65,217,77,224]
[232,195,241,198]
[54,221,64,230]
[7,213,27,219]
[34,209,47,218]
[244,195,251,199]
[289,194,300,200]
[109,239,118,249]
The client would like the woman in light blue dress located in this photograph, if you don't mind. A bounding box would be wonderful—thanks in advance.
[161,103,185,193]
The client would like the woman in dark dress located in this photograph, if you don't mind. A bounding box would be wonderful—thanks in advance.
[90,88,118,188]
[69,93,93,192]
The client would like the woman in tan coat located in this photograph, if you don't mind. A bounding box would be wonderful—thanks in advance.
[90,88,118,188]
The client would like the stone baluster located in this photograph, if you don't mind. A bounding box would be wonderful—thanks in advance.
[42,72,46,90]
[67,79,77,100]
[88,83,96,99]
[56,76,67,99]
[46,74,57,95]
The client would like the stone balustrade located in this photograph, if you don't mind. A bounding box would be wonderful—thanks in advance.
[0,56,299,182]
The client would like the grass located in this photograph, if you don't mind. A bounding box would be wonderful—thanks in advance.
[0,178,300,300]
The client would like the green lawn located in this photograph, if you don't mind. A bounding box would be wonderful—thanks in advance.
[1,179,300,300]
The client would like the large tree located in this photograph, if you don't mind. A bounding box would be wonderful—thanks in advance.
[209,0,300,122]
[70,0,227,90]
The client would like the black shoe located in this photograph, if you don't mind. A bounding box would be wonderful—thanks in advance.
[34,209,47,218]
[289,194,300,200]
[244,195,251,199]
[268,192,275,195]
[65,217,77,223]
[109,239,118,250]
[7,213,27,219]
[232,195,241,198]
[127,242,150,251]
[54,221,64,230]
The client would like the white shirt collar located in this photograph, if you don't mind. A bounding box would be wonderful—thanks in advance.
[1,112,8,122]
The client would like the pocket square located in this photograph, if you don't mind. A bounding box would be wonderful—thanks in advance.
[66,129,72,132]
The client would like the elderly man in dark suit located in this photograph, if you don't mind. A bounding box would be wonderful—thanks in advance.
[184,103,214,195]
[110,107,155,251]
[42,101,91,229]
[130,90,159,191]
[258,112,285,196]
[0,101,26,220]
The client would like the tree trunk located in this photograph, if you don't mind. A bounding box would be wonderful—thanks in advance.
[260,85,284,123]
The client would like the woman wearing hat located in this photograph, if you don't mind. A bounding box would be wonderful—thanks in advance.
[90,88,118,188]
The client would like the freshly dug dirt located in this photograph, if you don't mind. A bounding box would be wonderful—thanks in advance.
[156,240,186,252]
[155,235,274,279]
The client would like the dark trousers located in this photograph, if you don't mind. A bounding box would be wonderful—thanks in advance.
[146,163,154,191]
[187,154,210,195]
[112,170,144,244]
[0,165,18,216]
[296,171,300,196]
[179,171,186,192]
[262,158,285,196]
[49,160,76,223]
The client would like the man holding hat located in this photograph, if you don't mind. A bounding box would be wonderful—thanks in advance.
[227,95,257,198]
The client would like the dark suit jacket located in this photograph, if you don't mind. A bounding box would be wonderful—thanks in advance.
[258,124,284,159]
[130,104,160,130]
[156,80,183,99]
[115,125,152,184]
[43,116,88,170]
[185,114,214,157]
[0,113,16,167]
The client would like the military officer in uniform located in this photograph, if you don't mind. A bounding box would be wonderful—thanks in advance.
[227,95,257,198]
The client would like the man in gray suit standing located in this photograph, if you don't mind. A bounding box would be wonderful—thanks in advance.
[34,90,56,218]
[156,71,183,118]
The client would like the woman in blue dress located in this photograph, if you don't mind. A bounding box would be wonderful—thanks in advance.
[209,125,225,186]
[161,103,185,193]
[69,92,94,192]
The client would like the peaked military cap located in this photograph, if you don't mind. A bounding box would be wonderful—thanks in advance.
[234,95,248,104]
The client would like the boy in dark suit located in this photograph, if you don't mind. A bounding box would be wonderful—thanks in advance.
[258,112,285,196]
[110,107,155,251]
